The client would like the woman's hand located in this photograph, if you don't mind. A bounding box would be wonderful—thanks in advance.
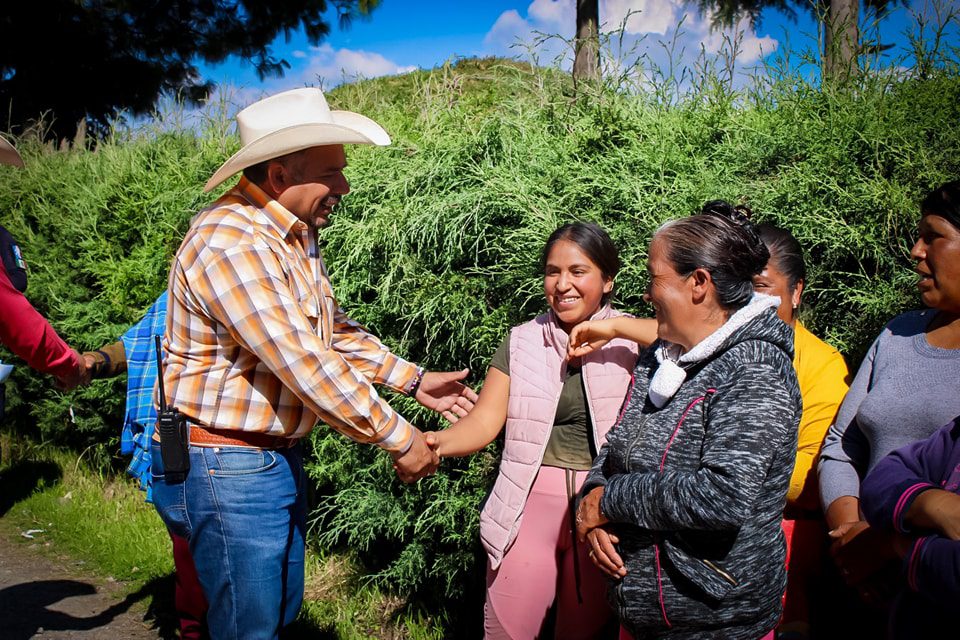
[576,486,610,540]
[568,317,658,358]
[568,319,618,358]
[829,520,897,586]
[424,431,442,456]
[586,528,627,579]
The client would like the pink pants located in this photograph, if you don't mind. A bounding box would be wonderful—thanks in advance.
[484,466,611,639]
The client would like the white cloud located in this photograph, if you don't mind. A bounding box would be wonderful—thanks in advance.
[604,0,678,36]
[528,0,574,27]
[483,9,536,49]
[699,14,778,63]
[482,0,778,73]
[294,44,418,88]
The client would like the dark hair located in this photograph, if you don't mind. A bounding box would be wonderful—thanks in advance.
[756,223,806,290]
[921,179,960,230]
[541,222,620,306]
[241,150,306,186]
[242,161,269,185]
[655,200,770,311]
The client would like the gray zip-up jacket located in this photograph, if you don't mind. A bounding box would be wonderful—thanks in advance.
[582,308,801,640]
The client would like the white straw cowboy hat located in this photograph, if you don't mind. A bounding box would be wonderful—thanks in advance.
[204,87,391,192]
[0,135,24,168]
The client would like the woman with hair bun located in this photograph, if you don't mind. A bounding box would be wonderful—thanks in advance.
[571,201,801,639]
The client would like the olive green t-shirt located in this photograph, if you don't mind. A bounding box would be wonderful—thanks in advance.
[489,334,594,470]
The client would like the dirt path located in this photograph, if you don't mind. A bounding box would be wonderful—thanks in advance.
[0,518,163,640]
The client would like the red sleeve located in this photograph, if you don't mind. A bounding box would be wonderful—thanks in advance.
[0,264,79,379]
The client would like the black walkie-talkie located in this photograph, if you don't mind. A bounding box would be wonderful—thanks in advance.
[155,335,190,483]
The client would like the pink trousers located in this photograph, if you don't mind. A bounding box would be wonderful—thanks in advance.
[484,466,611,639]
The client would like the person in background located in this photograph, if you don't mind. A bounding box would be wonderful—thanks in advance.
[83,291,208,639]
[818,179,960,626]
[572,201,800,640]
[753,223,850,639]
[0,134,88,397]
[427,222,640,639]
[152,87,477,639]
[860,416,960,638]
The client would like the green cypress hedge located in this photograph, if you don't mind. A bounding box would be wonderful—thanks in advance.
[1,48,958,626]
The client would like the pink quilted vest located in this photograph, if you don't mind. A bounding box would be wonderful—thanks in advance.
[479,306,639,569]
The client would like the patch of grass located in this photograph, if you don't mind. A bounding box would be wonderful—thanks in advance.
[299,551,444,640]
[0,436,172,583]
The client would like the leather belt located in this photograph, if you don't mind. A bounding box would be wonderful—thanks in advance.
[189,424,298,449]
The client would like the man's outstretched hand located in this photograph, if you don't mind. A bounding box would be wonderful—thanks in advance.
[391,429,440,483]
[415,369,479,422]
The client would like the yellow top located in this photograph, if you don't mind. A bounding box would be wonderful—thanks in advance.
[789,321,850,513]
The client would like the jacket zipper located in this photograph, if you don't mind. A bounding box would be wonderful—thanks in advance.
[701,558,739,586]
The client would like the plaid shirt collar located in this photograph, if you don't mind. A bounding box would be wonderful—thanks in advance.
[234,176,308,241]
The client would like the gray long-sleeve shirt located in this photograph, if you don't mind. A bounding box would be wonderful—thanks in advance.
[818,309,960,511]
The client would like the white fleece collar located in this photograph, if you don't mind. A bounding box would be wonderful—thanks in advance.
[647,293,780,408]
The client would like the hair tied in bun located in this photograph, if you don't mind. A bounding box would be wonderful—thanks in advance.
[700,200,762,247]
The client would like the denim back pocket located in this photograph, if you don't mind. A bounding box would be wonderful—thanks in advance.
[210,447,279,476]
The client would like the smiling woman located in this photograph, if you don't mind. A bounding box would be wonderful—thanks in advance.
[426,222,641,639]
[817,179,960,632]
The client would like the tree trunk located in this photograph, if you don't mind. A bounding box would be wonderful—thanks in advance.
[573,0,600,84]
[824,0,859,80]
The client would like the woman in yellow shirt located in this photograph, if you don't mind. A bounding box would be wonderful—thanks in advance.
[753,223,850,638]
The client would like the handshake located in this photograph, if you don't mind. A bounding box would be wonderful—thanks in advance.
[390,368,478,483]
[52,348,94,391]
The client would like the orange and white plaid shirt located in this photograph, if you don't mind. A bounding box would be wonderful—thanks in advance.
[161,177,417,453]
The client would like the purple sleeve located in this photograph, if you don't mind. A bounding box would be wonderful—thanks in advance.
[903,535,960,606]
[862,419,960,533]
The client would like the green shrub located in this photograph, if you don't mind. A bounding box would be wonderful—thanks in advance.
[2,29,959,634]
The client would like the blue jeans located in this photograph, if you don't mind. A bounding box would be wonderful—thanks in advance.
[151,441,306,640]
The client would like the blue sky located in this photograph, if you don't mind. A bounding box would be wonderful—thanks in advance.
[197,0,948,100]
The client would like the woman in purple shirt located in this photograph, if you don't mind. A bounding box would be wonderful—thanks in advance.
[861,416,960,638]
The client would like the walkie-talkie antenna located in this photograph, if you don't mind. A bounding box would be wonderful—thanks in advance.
[155,335,168,412]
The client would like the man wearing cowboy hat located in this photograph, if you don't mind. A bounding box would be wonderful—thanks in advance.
[0,135,88,396]
[151,87,477,638]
